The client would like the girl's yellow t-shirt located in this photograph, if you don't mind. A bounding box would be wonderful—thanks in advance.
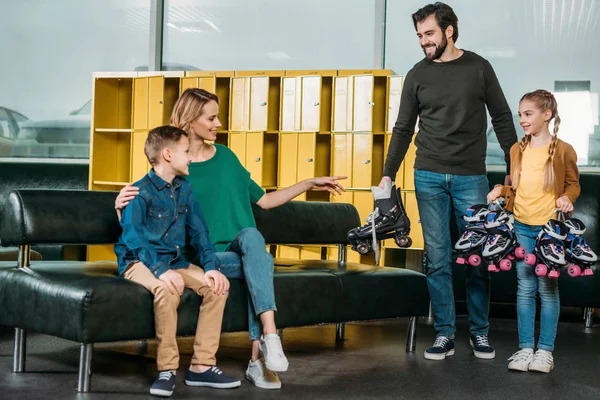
[513,144,557,225]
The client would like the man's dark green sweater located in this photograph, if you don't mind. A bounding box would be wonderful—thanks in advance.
[383,50,517,180]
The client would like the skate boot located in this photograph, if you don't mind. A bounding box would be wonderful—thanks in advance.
[524,219,568,279]
[455,204,489,267]
[481,209,525,272]
[348,181,411,262]
[563,218,597,277]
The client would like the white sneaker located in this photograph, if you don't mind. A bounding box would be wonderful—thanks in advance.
[507,348,534,371]
[260,333,289,372]
[528,349,554,373]
[245,358,282,390]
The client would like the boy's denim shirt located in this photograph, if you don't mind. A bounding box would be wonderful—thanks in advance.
[115,169,220,277]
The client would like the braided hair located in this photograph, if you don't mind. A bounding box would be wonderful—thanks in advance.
[511,90,560,194]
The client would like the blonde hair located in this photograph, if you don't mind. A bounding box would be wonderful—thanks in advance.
[511,89,561,194]
[170,88,219,135]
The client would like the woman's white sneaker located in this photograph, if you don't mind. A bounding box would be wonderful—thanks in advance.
[260,334,289,372]
[528,349,554,373]
[245,358,282,390]
[507,348,534,371]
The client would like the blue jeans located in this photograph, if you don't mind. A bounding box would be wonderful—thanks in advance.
[414,170,491,338]
[215,228,277,341]
[514,221,560,351]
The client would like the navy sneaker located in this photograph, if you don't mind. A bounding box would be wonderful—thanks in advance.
[470,334,495,359]
[150,370,176,397]
[424,336,455,360]
[185,366,241,389]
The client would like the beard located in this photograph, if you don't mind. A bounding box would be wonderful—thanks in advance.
[422,34,448,61]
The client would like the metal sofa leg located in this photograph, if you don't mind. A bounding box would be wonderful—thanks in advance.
[584,307,594,328]
[13,328,26,372]
[77,344,93,393]
[336,323,346,342]
[406,317,417,352]
[276,328,283,342]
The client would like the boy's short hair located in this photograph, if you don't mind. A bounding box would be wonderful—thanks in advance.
[144,125,189,166]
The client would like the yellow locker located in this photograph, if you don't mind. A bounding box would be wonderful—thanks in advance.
[229,132,278,188]
[280,74,334,132]
[403,141,418,190]
[230,71,283,132]
[332,70,392,133]
[278,132,330,200]
[404,192,424,249]
[330,133,355,205]
[386,75,405,133]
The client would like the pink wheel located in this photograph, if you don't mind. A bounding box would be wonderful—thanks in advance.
[500,259,512,271]
[524,254,537,266]
[488,264,500,272]
[507,254,515,260]
[515,247,526,259]
[567,265,581,278]
[468,254,482,267]
[456,257,465,264]
[535,264,547,277]
[548,270,560,279]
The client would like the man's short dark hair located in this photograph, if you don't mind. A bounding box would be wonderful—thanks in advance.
[144,125,188,166]
[412,2,459,43]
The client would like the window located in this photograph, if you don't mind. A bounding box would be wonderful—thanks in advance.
[385,0,600,168]
[0,0,151,160]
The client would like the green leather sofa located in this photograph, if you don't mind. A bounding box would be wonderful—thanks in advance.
[0,189,429,392]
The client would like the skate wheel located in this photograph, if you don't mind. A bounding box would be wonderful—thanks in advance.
[548,270,560,279]
[468,254,482,267]
[488,264,499,272]
[535,264,548,277]
[394,235,412,248]
[499,259,512,271]
[524,254,537,266]
[356,242,371,255]
[456,257,466,264]
[515,247,526,259]
[567,265,581,278]
[507,254,515,260]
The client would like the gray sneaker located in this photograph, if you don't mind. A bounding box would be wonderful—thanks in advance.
[246,358,282,389]
[528,349,554,373]
[507,348,534,372]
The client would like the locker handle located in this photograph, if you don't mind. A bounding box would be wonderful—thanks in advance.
[363,159,371,164]
[306,158,314,162]
[312,102,320,106]
[259,101,267,106]
[368,101,375,106]
[255,157,261,162]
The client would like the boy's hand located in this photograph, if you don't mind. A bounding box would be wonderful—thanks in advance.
[159,270,185,296]
[204,270,230,295]
[556,196,574,213]
[487,187,502,204]
[310,176,346,196]
[115,183,140,210]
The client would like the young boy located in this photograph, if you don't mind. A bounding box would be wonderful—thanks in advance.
[114,125,240,397]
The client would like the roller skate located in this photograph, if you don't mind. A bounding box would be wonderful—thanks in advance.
[563,218,597,277]
[481,207,525,272]
[454,204,489,267]
[348,181,411,263]
[524,219,568,279]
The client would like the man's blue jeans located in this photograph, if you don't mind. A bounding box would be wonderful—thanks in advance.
[414,169,491,338]
[514,221,559,351]
[216,228,277,341]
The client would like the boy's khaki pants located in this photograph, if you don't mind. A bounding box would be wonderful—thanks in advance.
[124,263,227,371]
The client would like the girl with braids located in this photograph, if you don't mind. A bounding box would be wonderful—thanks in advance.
[487,89,580,373]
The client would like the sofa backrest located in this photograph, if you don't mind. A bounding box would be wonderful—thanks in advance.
[1,189,361,247]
